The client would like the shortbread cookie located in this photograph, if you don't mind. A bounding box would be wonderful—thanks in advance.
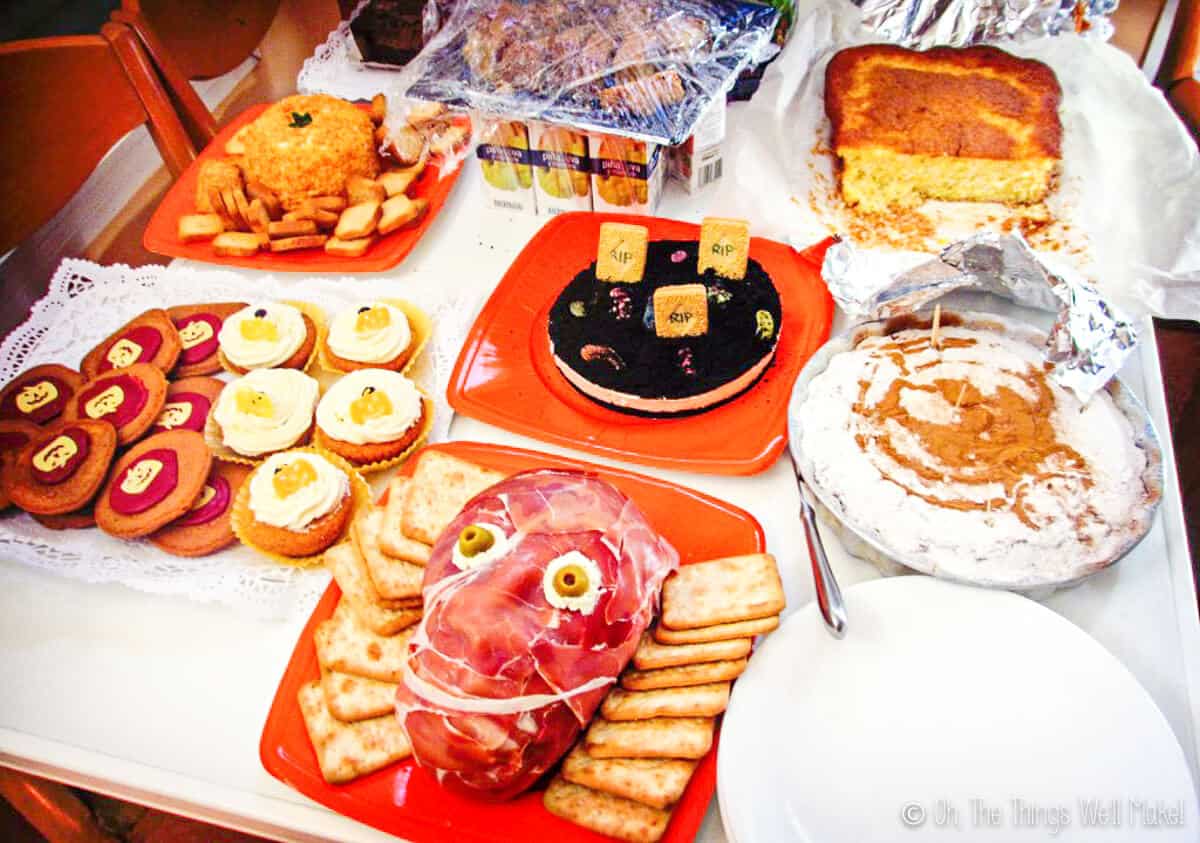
[0,364,84,426]
[168,302,247,377]
[81,309,182,378]
[94,429,212,539]
[151,376,225,435]
[150,461,251,556]
[63,363,168,445]
[4,419,117,515]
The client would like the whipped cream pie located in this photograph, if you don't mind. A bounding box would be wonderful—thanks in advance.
[211,368,319,457]
[796,318,1156,580]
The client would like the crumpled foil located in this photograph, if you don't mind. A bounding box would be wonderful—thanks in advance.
[849,0,1116,48]
[822,232,1138,399]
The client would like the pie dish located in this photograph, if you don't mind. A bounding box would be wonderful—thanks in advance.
[787,310,1163,590]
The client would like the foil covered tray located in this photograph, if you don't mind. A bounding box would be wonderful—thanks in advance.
[786,309,1163,592]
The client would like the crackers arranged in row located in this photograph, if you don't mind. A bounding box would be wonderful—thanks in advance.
[545,553,785,842]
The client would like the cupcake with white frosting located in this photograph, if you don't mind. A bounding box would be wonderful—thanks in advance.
[218,302,319,374]
[313,369,428,470]
[231,448,361,559]
[209,368,319,460]
[319,300,421,373]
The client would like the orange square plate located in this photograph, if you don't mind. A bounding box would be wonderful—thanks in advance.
[447,213,835,475]
[260,440,765,843]
[144,103,465,272]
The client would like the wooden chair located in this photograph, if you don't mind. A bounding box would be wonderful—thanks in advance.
[1157,0,1200,140]
[112,0,283,148]
[0,21,196,257]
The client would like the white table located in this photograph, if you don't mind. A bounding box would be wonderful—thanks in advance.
[1,100,1197,843]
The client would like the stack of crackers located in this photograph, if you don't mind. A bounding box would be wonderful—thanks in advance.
[545,553,786,843]
[298,449,508,783]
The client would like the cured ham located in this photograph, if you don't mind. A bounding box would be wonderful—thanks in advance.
[394,469,678,800]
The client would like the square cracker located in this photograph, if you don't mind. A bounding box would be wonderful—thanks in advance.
[324,542,423,635]
[697,216,750,280]
[633,631,751,670]
[314,598,415,682]
[401,451,506,545]
[562,743,696,810]
[621,658,748,691]
[596,222,649,283]
[381,476,432,565]
[544,777,670,843]
[353,505,424,602]
[654,614,779,645]
[585,717,714,760]
[600,682,731,721]
[322,670,399,723]
[297,680,411,783]
[660,553,785,630]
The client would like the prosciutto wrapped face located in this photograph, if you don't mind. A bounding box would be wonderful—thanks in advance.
[395,469,679,800]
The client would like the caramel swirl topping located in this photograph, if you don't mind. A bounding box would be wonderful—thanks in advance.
[851,333,1090,530]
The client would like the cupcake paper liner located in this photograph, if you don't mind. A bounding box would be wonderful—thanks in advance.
[203,411,315,466]
[316,298,432,376]
[231,446,371,567]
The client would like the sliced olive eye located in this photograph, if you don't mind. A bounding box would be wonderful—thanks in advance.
[254,308,268,318]
[458,524,495,558]
[553,563,589,597]
[357,306,370,314]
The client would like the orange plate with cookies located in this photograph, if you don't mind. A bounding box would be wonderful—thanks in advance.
[448,213,836,475]
[260,440,764,843]
[144,103,466,272]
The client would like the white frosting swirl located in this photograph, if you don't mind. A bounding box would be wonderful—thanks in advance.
[219,302,307,369]
[212,369,319,457]
[248,451,350,531]
[315,369,422,445]
[327,302,412,364]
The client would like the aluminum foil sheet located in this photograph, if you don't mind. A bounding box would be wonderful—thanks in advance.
[849,0,1115,48]
[822,232,1138,399]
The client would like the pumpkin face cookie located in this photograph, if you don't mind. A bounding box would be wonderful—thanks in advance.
[168,302,247,377]
[0,364,84,426]
[81,309,182,379]
[4,418,117,515]
[151,376,225,435]
[0,420,41,509]
[218,302,317,373]
[322,301,414,372]
[233,449,354,558]
[94,429,212,539]
[209,368,319,459]
[150,461,251,556]
[64,363,168,445]
[314,369,427,468]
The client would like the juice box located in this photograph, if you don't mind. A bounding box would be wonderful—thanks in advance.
[528,121,592,216]
[474,115,536,214]
[587,132,664,215]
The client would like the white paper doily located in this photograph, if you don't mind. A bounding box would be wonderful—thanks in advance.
[0,258,475,620]
[297,0,407,103]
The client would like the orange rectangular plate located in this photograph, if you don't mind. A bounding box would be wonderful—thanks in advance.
[144,103,464,272]
[447,213,835,475]
[260,441,765,843]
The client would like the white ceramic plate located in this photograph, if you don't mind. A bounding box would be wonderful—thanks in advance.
[719,577,1198,842]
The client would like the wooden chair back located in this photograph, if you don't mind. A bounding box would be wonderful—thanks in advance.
[113,0,283,147]
[0,22,196,257]
[1156,0,1200,142]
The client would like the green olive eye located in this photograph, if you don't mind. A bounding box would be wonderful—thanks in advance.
[458,525,495,558]
[553,563,589,598]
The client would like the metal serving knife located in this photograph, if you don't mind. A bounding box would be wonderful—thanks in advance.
[789,451,847,638]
